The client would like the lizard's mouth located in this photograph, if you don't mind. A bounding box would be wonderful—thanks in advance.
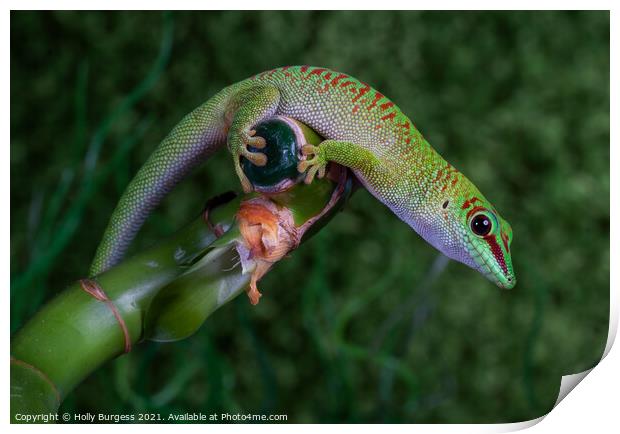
[480,265,516,289]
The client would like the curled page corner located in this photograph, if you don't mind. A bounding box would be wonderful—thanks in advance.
[553,368,594,408]
[495,298,617,432]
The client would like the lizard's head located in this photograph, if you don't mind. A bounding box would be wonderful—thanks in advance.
[459,201,515,289]
[426,184,516,289]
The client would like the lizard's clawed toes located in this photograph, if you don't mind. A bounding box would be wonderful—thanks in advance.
[297,145,327,184]
[298,144,326,184]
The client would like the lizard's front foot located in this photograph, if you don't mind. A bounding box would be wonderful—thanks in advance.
[230,129,269,193]
[297,144,327,184]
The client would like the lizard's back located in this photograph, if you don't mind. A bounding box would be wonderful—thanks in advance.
[237,66,428,163]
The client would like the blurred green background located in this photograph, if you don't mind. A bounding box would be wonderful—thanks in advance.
[10,11,609,423]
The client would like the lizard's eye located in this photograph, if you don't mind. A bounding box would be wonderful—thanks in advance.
[470,212,493,237]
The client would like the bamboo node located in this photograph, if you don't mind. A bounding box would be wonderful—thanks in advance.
[78,279,132,353]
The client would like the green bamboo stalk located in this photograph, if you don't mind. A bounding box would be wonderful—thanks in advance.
[10,215,219,419]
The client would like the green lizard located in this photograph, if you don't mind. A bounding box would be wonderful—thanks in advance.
[91,66,516,290]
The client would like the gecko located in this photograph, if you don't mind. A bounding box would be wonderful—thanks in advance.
[90,65,516,290]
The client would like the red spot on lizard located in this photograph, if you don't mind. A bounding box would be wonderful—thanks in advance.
[308,67,327,78]
[501,231,510,253]
[461,196,481,210]
[331,73,348,86]
[352,83,371,103]
[381,112,396,122]
[367,91,385,111]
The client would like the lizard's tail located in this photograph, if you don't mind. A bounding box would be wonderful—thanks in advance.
[90,93,229,276]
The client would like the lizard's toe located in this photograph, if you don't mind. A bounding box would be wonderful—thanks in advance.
[301,159,327,184]
[246,134,267,149]
[240,176,254,193]
[242,149,268,167]
[297,160,311,173]
[304,166,317,184]
[244,129,267,149]
[301,144,319,157]
[234,159,255,193]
